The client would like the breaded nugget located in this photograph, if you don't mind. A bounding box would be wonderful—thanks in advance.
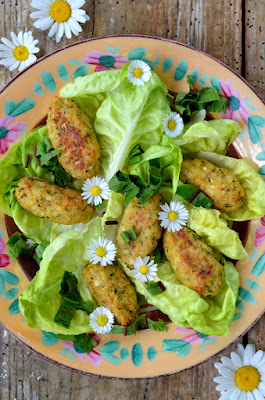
[47,97,100,179]
[116,194,163,269]
[15,177,95,225]
[82,263,139,326]
[163,226,223,297]
[180,158,245,213]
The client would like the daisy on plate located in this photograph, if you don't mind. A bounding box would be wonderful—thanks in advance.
[131,256,158,283]
[127,60,152,86]
[214,344,265,400]
[0,31,39,72]
[30,0,90,43]
[86,237,117,266]
[89,306,114,334]
[81,176,111,206]
[158,201,189,232]
[163,111,184,138]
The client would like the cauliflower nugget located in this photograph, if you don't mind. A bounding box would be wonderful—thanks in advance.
[116,194,163,269]
[82,263,140,326]
[47,97,100,180]
[15,177,95,225]
[180,158,245,213]
[163,227,223,297]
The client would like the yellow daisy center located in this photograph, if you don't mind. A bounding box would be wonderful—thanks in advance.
[96,247,107,257]
[168,211,178,221]
[140,265,149,275]
[50,0,71,22]
[13,46,29,61]
[235,366,260,391]
[168,120,176,130]
[97,315,108,326]
[91,186,101,196]
[133,68,143,78]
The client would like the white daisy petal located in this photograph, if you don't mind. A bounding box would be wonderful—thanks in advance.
[257,382,265,396]
[220,356,238,371]
[244,344,256,365]
[81,177,111,206]
[163,111,184,138]
[230,388,242,400]
[250,351,264,367]
[1,37,16,49]
[252,389,264,400]
[230,352,243,369]
[239,392,247,400]
[64,21,72,38]
[89,306,114,334]
[158,201,189,232]
[246,392,255,400]
[86,237,116,266]
[127,60,152,86]
[48,21,59,38]
[9,60,20,71]
[131,255,158,283]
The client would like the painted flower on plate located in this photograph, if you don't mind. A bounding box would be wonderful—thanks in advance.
[0,116,26,155]
[83,50,128,72]
[61,334,104,367]
[0,238,10,268]
[255,216,265,248]
[220,80,249,124]
[0,31,39,72]
[30,0,90,43]
[214,344,265,400]
[176,327,217,344]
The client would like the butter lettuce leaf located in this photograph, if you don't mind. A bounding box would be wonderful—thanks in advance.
[174,119,241,155]
[19,218,102,335]
[120,259,239,336]
[198,151,265,221]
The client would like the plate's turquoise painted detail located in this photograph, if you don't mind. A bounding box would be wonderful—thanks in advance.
[174,59,188,81]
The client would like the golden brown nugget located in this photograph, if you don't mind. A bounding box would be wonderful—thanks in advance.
[116,194,163,269]
[15,177,95,225]
[163,226,223,297]
[82,263,140,326]
[180,158,245,213]
[47,97,100,179]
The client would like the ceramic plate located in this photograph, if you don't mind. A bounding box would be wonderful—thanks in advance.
[0,35,265,379]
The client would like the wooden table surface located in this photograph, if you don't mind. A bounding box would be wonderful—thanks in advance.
[0,1,264,399]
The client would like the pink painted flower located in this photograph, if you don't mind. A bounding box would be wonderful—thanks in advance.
[0,238,10,268]
[176,327,217,343]
[255,216,265,248]
[220,80,249,124]
[83,50,128,72]
[61,333,104,367]
[0,116,25,155]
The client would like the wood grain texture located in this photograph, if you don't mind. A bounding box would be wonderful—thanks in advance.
[0,0,264,399]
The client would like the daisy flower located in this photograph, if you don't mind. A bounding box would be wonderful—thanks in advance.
[0,31,39,72]
[81,176,111,206]
[131,256,158,283]
[163,111,184,138]
[89,306,114,334]
[86,237,117,266]
[214,344,265,400]
[30,0,90,43]
[158,201,189,232]
[127,60,152,86]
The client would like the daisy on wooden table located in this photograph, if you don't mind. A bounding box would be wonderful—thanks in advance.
[214,344,265,400]
[30,0,90,43]
[89,306,114,334]
[86,237,117,267]
[0,31,39,72]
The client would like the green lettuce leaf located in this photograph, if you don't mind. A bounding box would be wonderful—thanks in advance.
[128,135,183,202]
[94,69,170,181]
[19,218,102,335]
[120,259,239,336]
[198,151,265,221]
[174,119,241,155]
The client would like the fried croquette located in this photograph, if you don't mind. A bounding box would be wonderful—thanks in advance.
[116,194,163,269]
[163,226,223,297]
[15,177,95,225]
[82,262,140,326]
[180,158,245,213]
[47,97,100,180]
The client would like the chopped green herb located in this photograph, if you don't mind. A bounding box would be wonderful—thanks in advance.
[33,242,48,264]
[127,227,137,240]
[77,301,95,313]
[110,314,168,335]
[40,150,60,165]
[120,231,131,243]
[146,282,164,296]
[192,192,213,208]
[129,154,142,165]
[147,318,167,331]
[96,202,105,209]
[154,243,166,264]
[176,184,198,200]
[54,297,78,328]
[7,232,21,247]
[129,144,144,158]
[57,333,97,354]
[7,238,26,259]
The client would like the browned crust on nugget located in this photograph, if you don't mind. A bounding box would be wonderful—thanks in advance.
[15,177,95,225]
[47,97,100,179]
[163,226,223,297]
[82,263,140,326]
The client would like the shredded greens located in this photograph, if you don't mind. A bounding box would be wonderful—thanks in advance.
[110,314,167,335]
[57,333,97,354]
